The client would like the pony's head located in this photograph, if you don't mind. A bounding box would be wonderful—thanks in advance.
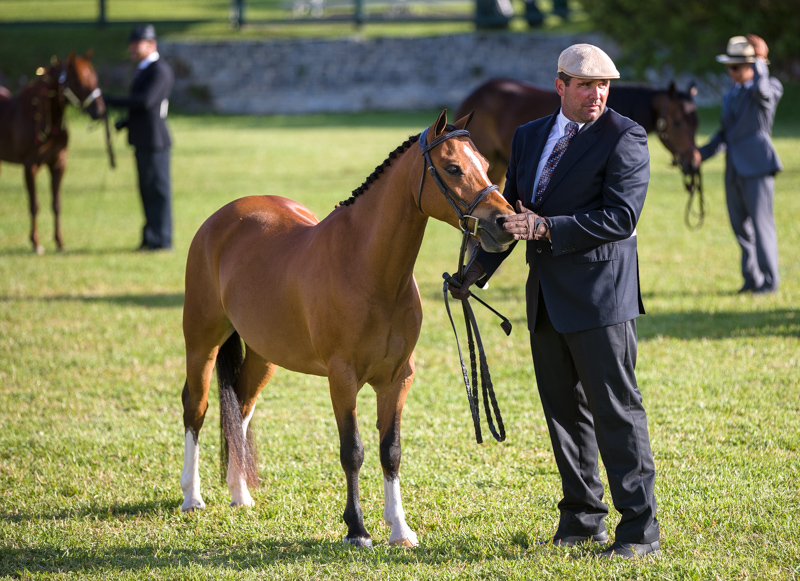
[64,50,106,120]
[416,110,515,253]
[656,82,700,176]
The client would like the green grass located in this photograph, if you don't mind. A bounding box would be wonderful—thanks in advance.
[0,102,799,579]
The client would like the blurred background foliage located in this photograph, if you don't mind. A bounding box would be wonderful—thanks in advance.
[586,0,799,79]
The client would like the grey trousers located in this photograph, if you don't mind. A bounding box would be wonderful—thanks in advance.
[725,164,779,290]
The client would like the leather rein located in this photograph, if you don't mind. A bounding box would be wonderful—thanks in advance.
[417,127,508,444]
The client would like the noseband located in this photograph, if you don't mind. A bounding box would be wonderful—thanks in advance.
[58,64,103,112]
[416,127,499,236]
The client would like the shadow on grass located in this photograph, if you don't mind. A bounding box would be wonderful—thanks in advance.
[639,308,799,340]
[0,292,184,308]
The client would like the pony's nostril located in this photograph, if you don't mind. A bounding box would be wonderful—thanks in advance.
[497,216,506,227]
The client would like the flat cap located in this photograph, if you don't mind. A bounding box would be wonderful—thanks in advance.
[716,36,758,64]
[557,44,620,80]
[128,24,157,43]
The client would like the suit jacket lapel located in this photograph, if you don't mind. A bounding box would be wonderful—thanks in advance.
[538,110,605,206]
[526,113,558,206]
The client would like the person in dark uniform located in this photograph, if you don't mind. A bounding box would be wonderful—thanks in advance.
[106,24,174,251]
[451,44,660,559]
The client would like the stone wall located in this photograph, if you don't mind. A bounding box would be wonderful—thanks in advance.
[159,32,616,115]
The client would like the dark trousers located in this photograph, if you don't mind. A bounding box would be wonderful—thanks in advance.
[135,148,172,249]
[530,292,659,544]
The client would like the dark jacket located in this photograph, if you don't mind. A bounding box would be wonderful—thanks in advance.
[478,107,649,334]
[108,57,174,151]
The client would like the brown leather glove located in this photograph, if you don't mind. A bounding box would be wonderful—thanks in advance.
[448,262,485,300]
[502,200,550,241]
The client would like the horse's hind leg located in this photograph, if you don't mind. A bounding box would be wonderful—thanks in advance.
[328,362,371,547]
[376,359,418,547]
[24,164,43,254]
[225,345,276,507]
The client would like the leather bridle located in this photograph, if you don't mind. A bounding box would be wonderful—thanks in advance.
[416,127,499,237]
[417,125,507,444]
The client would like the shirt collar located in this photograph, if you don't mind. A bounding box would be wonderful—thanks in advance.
[556,110,585,135]
[137,51,160,71]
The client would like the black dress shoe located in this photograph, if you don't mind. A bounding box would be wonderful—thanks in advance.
[737,283,757,294]
[598,540,661,558]
[546,530,609,547]
[754,284,777,294]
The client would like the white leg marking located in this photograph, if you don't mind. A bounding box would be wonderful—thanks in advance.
[228,404,255,507]
[383,477,418,547]
[180,430,205,512]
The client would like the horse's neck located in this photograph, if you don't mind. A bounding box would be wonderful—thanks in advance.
[330,150,428,291]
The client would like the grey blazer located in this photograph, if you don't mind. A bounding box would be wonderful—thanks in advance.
[699,58,783,178]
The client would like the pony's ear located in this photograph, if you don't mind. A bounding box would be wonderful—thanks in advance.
[85,48,94,60]
[433,109,447,137]
[454,111,474,131]
[668,81,677,98]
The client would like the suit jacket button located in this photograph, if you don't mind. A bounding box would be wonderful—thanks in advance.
[536,247,543,254]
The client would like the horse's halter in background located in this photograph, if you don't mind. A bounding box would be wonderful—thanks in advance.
[416,127,499,237]
[656,99,705,229]
[58,62,103,112]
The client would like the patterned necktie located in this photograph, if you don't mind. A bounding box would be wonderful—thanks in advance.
[534,121,579,205]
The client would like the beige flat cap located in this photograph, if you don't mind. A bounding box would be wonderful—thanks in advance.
[557,44,620,79]
[716,36,760,64]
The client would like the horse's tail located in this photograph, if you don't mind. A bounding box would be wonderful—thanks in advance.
[217,331,259,488]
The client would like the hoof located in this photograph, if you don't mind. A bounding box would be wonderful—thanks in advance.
[181,500,205,513]
[34,245,44,255]
[229,500,254,508]
[389,537,418,548]
[343,536,373,549]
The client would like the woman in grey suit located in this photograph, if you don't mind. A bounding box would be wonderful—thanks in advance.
[694,35,783,294]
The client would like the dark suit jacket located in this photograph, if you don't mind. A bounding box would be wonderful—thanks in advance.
[108,58,174,151]
[478,107,649,334]
[699,58,782,178]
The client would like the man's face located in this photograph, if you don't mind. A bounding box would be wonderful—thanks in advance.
[556,77,610,123]
[726,63,754,84]
[128,39,156,63]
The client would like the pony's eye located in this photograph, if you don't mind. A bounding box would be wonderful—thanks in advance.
[445,165,462,176]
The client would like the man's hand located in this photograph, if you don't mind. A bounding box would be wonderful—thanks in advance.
[748,34,769,60]
[448,262,484,301]
[502,200,550,241]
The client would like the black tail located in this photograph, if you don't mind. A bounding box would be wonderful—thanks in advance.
[217,332,259,488]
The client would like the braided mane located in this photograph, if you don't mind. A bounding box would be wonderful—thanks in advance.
[336,133,421,208]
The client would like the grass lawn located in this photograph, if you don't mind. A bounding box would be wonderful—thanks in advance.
[0,99,798,579]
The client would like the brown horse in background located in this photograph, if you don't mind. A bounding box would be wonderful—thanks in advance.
[0,51,107,253]
[456,77,700,187]
[179,111,516,548]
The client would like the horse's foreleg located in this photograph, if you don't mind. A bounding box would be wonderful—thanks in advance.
[329,365,371,547]
[226,347,275,508]
[49,157,66,251]
[377,361,418,547]
[24,164,43,254]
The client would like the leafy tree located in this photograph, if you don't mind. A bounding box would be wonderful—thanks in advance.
[583,0,799,79]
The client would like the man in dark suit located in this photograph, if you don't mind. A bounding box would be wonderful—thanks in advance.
[452,44,659,558]
[694,35,782,294]
[106,24,174,251]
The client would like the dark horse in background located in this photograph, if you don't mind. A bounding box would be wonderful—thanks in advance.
[0,51,109,253]
[456,77,701,187]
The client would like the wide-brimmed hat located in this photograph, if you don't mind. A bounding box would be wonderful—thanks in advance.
[716,36,760,64]
[128,24,157,43]
[557,44,620,80]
